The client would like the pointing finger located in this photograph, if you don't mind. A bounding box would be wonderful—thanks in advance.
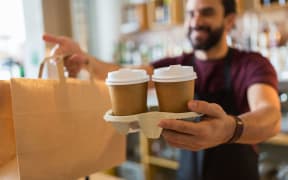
[188,100,225,118]
[43,33,64,44]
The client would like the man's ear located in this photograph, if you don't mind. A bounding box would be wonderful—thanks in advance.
[224,13,237,32]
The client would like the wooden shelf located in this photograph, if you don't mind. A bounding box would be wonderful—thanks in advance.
[121,0,185,33]
[237,0,288,13]
[263,133,288,146]
[258,2,288,11]
[279,81,288,92]
[148,156,179,170]
[146,134,288,169]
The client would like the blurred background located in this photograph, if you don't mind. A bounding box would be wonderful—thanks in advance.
[1,0,288,179]
[1,0,288,79]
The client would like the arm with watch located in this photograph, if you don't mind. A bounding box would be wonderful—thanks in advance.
[43,33,281,150]
[158,83,281,151]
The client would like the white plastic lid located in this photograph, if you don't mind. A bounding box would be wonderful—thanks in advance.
[152,65,197,82]
[106,68,149,85]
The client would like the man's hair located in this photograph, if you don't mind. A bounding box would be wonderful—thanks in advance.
[222,0,237,16]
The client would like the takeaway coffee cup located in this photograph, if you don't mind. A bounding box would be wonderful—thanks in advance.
[152,65,197,113]
[106,68,149,116]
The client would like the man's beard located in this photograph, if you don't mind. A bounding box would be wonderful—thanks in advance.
[187,25,224,51]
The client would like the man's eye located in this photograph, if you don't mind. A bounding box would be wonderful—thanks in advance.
[201,9,215,16]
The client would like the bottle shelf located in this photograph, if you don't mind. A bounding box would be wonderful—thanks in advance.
[237,0,288,13]
[121,0,185,34]
[264,133,288,146]
[148,156,179,170]
[279,81,288,92]
[259,4,288,11]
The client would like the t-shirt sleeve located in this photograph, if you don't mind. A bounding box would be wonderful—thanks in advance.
[244,53,278,91]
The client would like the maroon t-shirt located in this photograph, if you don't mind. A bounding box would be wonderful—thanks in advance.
[151,48,278,114]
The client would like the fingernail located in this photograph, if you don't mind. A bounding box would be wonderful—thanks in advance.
[188,101,197,109]
[158,121,165,127]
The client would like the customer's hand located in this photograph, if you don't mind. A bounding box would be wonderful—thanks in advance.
[158,100,236,151]
[43,33,88,77]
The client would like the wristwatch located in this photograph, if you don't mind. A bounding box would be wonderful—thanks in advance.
[226,115,244,144]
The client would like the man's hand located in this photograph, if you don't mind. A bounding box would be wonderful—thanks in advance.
[158,100,236,151]
[42,33,87,77]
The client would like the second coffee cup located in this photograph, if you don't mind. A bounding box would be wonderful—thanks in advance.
[106,69,149,116]
[152,65,197,113]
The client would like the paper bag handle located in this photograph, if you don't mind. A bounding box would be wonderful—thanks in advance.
[38,55,94,82]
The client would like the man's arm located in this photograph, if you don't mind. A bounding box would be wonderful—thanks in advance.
[43,33,153,80]
[158,83,281,151]
[237,83,281,144]
[85,53,154,80]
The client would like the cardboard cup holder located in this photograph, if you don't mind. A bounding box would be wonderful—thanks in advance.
[104,109,202,139]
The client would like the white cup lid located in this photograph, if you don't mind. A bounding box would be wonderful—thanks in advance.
[106,68,149,85]
[152,65,197,82]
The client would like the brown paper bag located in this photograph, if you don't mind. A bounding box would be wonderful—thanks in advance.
[0,158,19,179]
[2,56,126,180]
[0,81,16,167]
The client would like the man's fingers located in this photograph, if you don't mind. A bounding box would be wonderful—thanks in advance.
[64,54,85,77]
[161,129,205,151]
[188,100,225,117]
[158,119,203,135]
[50,45,62,56]
[69,54,87,64]
[43,33,63,44]
[64,54,86,67]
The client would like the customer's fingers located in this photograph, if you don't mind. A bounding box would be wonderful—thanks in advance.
[187,100,225,118]
[43,33,64,44]
[64,54,86,67]
[64,54,86,77]
[50,44,63,56]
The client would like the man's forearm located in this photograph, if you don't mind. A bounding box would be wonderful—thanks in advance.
[85,54,120,81]
[237,105,281,144]
[84,53,154,81]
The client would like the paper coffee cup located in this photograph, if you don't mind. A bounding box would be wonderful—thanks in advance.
[152,65,197,113]
[106,69,149,116]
